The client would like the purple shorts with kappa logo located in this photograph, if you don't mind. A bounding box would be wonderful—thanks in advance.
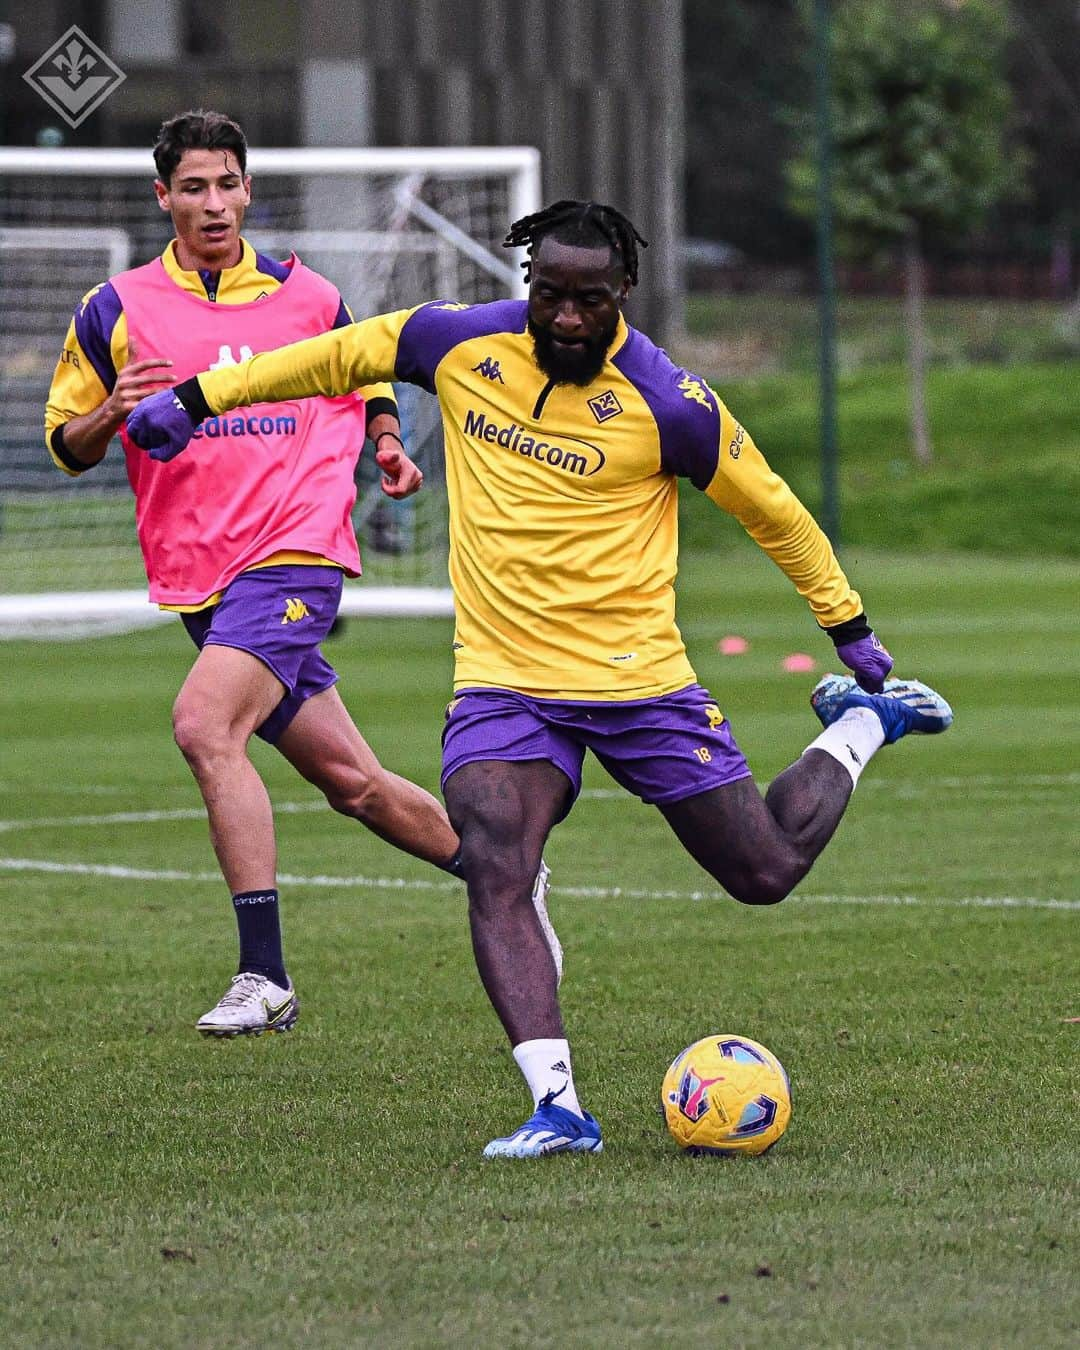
[180,564,343,744]
[441,683,752,810]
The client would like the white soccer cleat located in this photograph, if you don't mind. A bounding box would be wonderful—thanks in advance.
[196,972,299,1037]
[532,860,563,986]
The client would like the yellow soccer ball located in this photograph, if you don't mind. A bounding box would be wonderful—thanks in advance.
[661,1034,792,1155]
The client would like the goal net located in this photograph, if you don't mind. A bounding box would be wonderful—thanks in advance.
[0,146,540,638]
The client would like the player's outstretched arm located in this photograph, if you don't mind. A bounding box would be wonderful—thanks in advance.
[704,403,893,692]
[126,311,414,463]
[203,311,410,415]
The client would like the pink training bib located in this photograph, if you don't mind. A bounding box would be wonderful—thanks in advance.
[113,254,366,605]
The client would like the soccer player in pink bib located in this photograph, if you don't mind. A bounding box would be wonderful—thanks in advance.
[45,111,558,1037]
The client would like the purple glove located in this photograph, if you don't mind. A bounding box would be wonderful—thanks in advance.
[126,389,198,462]
[836,632,893,693]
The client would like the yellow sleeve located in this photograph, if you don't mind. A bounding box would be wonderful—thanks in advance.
[359,381,397,410]
[44,303,130,475]
[705,400,862,627]
[333,300,396,410]
[199,309,416,414]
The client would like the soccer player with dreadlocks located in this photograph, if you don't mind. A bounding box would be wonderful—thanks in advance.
[129,198,953,1158]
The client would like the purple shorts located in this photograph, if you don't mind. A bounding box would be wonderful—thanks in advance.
[181,565,343,744]
[441,683,752,809]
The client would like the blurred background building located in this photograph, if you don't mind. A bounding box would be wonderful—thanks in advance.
[0,0,684,338]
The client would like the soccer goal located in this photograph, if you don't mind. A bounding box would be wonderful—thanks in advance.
[0,145,540,638]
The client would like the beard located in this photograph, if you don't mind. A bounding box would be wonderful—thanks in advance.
[528,313,619,387]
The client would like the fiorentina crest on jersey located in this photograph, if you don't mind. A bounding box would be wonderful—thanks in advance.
[588,389,623,423]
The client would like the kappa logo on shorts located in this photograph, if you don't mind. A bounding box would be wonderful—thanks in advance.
[703,702,725,730]
[281,597,310,624]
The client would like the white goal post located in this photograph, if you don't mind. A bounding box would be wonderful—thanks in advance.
[0,145,541,638]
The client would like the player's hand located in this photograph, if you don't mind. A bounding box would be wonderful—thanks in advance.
[126,389,198,462]
[836,632,893,693]
[375,443,424,499]
[104,340,174,420]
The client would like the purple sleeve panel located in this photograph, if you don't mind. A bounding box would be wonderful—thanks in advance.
[611,327,722,489]
[394,299,528,393]
[73,282,124,393]
[252,250,294,285]
[331,298,353,330]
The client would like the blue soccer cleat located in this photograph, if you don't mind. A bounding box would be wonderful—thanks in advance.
[482,1102,604,1159]
[811,673,953,744]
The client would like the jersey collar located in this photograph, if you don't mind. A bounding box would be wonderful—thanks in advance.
[161,238,258,301]
[607,313,630,362]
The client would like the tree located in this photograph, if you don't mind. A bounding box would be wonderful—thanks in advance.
[788,0,1023,463]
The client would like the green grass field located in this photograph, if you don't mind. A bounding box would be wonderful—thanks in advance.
[683,293,1080,376]
[2,547,1076,1347]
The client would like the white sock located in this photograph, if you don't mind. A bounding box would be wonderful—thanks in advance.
[803,706,885,786]
[512,1038,584,1118]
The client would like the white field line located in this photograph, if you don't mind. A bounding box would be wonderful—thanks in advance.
[0,772,1077,835]
[0,855,1076,912]
[0,800,327,834]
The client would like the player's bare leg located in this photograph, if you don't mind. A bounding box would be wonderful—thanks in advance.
[444,758,599,1157]
[443,759,568,1043]
[172,643,284,891]
[275,685,460,867]
[172,643,298,1035]
[660,758,853,906]
[663,675,953,904]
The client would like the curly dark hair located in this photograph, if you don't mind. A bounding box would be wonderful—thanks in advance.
[503,200,648,285]
[152,109,247,185]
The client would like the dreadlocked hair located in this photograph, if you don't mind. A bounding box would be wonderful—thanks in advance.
[503,200,648,285]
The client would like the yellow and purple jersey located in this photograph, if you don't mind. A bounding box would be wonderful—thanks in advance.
[44,238,396,472]
[196,300,863,700]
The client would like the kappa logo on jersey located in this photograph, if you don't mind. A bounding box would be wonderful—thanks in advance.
[281,597,310,624]
[678,374,712,408]
[472,356,505,383]
[209,343,254,369]
[433,302,469,311]
[728,424,746,459]
[588,389,623,424]
[463,409,606,477]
